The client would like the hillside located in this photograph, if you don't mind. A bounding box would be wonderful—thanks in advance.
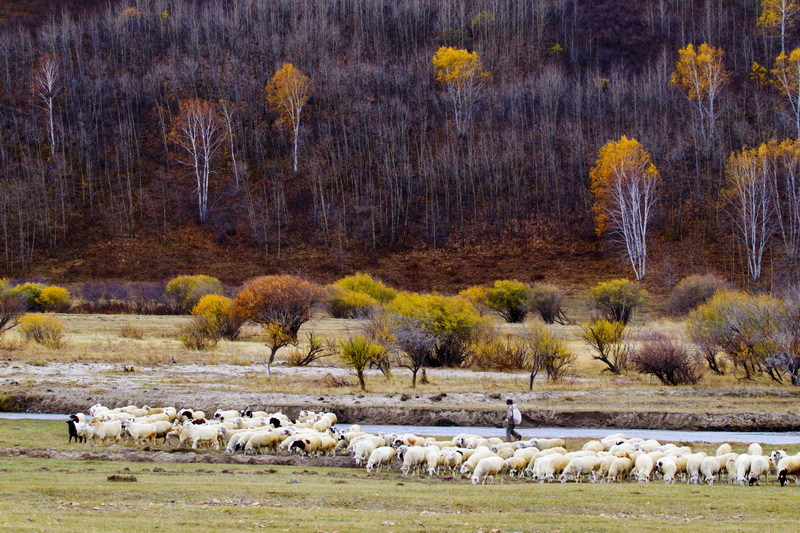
[0,0,794,290]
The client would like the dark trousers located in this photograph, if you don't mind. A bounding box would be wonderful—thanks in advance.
[506,421,521,441]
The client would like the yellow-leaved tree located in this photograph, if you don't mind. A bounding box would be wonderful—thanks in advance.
[723,144,774,280]
[266,63,311,173]
[758,0,800,52]
[590,136,660,281]
[432,46,490,136]
[772,49,800,137]
[670,43,729,142]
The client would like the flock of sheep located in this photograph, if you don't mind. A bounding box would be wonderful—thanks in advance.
[65,404,800,486]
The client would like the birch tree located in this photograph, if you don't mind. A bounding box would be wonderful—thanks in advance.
[266,63,311,174]
[772,139,800,261]
[590,136,660,281]
[32,55,59,159]
[772,49,800,138]
[670,43,730,142]
[724,145,775,280]
[432,46,490,136]
[759,0,800,53]
[170,99,225,223]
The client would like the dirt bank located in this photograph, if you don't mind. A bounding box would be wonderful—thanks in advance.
[5,389,800,432]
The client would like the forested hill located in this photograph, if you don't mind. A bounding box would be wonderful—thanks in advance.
[0,0,796,289]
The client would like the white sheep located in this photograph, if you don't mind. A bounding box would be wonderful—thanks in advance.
[534,454,571,483]
[425,447,443,476]
[352,439,378,466]
[776,454,800,486]
[716,443,732,456]
[748,455,770,486]
[244,431,281,455]
[122,421,157,446]
[748,443,763,456]
[443,450,463,475]
[582,440,605,453]
[89,418,122,444]
[684,453,708,484]
[366,446,396,473]
[471,456,506,485]
[734,454,753,485]
[634,453,654,483]
[505,455,529,477]
[700,454,736,484]
[534,438,566,450]
[400,446,429,476]
[607,457,633,483]
[656,457,677,484]
[560,456,600,483]
[460,449,496,475]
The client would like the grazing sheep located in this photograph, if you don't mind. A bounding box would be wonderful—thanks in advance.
[244,431,281,455]
[716,443,732,456]
[734,454,753,485]
[634,453,654,483]
[607,457,633,483]
[425,447,443,476]
[684,453,708,485]
[366,446,396,473]
[748,455,770,486]
[700,454,736,484]
[582,440,605,453]
[560,456,601,483]
[352,440,378,466]
[460,449,497,475]
[535,454,572,483]
[748,443,763,457]
[534,438,566,450]
[656,457,678,484]
[776,455,800,486]
[505,456,529,477]
[443,450,464,475]
[633,440,661,453]
[472,456,507,485]
[400,446,429,476]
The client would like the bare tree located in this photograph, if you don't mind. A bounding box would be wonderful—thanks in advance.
[170,99,225,223]
[391,318,436,388]
[32,54,59,158]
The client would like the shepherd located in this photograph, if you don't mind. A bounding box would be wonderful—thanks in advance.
[505,398,522,442]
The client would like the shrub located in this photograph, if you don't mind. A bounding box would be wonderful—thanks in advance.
[588,279,647,324]
[581,319,629,374]
[9,282,45,311]
[191,294,243,341]
[128,281,176,314]
[18,313,64,348]
[79,281,130,313]
[388,291,485,367]
[234,275,323,371]
[469,333,528,371]
[0,293,25,337]
[0,278,8,293]
[687,290,784,380]
[668,274,728,315]
[179,321,215,350]
[633,333,701,385]
[391,317,436,388]
[485,280,530,323]
[457,286,489,314]
[120,324,144,339]
[36,286,71,312]
[165,275,223,313]
[285,333,332,366]
[529,282,566,324]
[324,285,378,318]
[338,335,386,390]
[335,273,396,303]
[522,322,575,387]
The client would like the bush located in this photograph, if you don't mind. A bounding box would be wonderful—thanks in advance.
[37,286,71,312]
[529,283,566,324]
[334,273,396,303]
[485,280,530,323]
[78,281,130,313]
[469,333,528,371]
[119,324,144,339]
[179,321,215,350]
[324,286,378,318]
[388,291,485,367]
[668,274,728,315]
[588,279,647,324]
[581,319,629,374]
[166,275,223,313]
[18,313,64,348]
[8,282,45,311]
[633,333,701,385]
[457,286,489,314]
[234,275,323,369]
[522,322,575,386]
[338,335,386,390]
[192,294,242,341]
[687,290,784,380]
[285,333,332,366]
[128,281,176,314]
[0,293,25,337]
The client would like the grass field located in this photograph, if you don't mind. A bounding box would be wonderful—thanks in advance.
[1,420,799,532]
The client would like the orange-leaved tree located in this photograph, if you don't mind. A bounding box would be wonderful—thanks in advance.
[233,275,322,375]
[432,46,490,136]
[169,99,225,223]
[266,63,311,173]
[758,0,800,52]
[670,43,729,142]
[590,136,660,281]
[772,49,800,138]
[724,144,775,280]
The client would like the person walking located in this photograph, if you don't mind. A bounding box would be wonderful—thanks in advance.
[505,398,522,442]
